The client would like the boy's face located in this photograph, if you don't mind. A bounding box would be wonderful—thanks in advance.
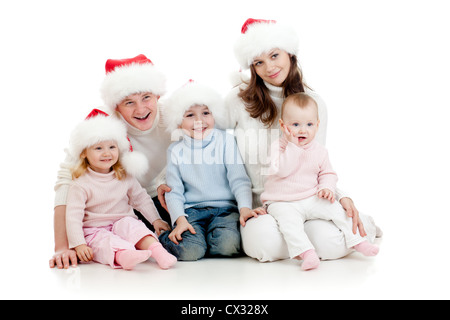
[116,92,158,131]
[83,140,119,174]
[280,101,319,146]
[180,105,215,140]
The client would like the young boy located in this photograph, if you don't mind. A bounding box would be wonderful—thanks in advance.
[159,81,260,261]
[261,93,379,270]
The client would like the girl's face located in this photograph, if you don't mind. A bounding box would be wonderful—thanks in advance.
[252,49,291,87]
[83,140,119,174]
[180,105,215,140]
[280,101,319,146]
[116,92,159,131]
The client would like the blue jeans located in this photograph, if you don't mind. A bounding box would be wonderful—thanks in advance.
[159,206,241,261]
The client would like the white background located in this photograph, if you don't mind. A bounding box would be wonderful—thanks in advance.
[0,0,449,299]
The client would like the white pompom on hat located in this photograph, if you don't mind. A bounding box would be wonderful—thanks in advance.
[162,80,227,133]
[68,109,148,178]
[100,54,167,114]
[233,18,299,70]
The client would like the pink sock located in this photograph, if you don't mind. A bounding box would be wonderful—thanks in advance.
[299,249,320,271]
[115,249,151,270]
[353,241,379,256]
[149,242,177,269]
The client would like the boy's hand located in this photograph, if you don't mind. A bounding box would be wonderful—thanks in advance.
[75,244,93,262]
[153,219,171,236]
[239,207,267,227]
[318,188,335,203]
[169,216,196,245]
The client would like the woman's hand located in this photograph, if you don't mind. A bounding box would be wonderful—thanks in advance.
[340,197,367,237]
[153,219,171,236]
[49,249,78,269]
[157,184,171,211]
[239,207,267,227]
[168,216,196,245]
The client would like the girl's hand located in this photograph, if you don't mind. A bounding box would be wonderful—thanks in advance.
[153,219,171,236]
[49,249,78,269]
[168,216,196,245]
[239,207,267,227]
[318,188,335,203]
[340,197,367,237]
[157,184,171,211]
[75,244,93,262]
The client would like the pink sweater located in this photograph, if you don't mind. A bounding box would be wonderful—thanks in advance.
[260,138,338,203]
[66,168,161,248]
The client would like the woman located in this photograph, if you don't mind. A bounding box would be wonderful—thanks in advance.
[226,18,382,262]
[50,55,173,269]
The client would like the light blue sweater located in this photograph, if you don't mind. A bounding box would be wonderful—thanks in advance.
[165,128,252,225]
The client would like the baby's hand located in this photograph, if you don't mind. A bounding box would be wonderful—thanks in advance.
[239,207,267,227]
[75,244,94,262]
[282,125,299,146]
[318,188,335,203]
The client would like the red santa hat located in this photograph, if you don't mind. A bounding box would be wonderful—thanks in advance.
[100,54,167,113]
[68,109,148,178]
[162,80,227,133]
[233,18,299,70]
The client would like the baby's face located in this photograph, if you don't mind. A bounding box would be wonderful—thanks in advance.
[281,101,319,146]
[180,105,215,140]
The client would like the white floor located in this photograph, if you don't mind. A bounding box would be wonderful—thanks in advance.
[5,229,449,300]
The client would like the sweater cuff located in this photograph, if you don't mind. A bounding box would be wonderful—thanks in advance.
[335,187,349,202]
[54,185,70,208]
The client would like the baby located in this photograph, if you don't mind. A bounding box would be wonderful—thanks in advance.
[261,93,379,270]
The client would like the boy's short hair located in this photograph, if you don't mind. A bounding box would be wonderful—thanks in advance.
[281,93,318,119]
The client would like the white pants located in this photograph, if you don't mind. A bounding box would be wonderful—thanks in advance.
[241,198,380,262]
[267,196,366,259]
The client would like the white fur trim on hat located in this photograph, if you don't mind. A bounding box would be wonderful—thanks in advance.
[68,115,148,178]
[100,63,167,114]
[162,81,227,133]
[234,20,299,70]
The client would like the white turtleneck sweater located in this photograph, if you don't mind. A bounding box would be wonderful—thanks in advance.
[224,81,347,207]
[54,104,172,207]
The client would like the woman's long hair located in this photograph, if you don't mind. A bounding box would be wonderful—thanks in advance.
[238,55,310,127]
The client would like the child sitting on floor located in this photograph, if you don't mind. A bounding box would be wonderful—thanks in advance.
[65,110,176,270]
[159,81,262,261]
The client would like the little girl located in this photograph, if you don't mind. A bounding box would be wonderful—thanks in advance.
[65,110,177,270]
[261,93,379,271]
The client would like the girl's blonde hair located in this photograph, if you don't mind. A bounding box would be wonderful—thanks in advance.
[71,148,126,180]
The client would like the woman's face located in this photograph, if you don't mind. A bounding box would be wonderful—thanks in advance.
[252,49,291,87]
[116,92,158,131]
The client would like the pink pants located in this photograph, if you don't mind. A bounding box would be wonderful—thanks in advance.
[83,216,156,269]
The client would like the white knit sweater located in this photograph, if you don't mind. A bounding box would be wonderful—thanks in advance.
[224,81,347,207]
